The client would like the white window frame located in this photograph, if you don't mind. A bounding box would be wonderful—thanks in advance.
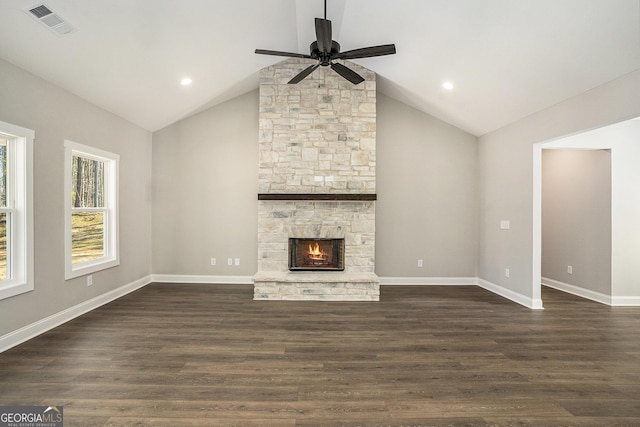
[0,121,34,300]
[64,140,119,279]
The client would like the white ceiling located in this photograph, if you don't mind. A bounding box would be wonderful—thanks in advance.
[1,0,639,136]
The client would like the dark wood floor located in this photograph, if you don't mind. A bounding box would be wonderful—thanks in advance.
[1,284,639,426]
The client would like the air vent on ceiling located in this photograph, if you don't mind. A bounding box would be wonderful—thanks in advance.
[24,3,76,36]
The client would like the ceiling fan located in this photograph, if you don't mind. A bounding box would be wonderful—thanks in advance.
[255,0,396,85]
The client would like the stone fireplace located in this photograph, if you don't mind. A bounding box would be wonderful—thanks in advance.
[253,58,380,301]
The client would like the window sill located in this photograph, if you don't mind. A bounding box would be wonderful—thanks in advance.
[65,258,119,280]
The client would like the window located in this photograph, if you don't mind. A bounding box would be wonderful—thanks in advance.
[64,141,119,279]
[0,121,34,300]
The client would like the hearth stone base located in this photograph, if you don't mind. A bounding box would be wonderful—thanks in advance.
[253,272,380,301]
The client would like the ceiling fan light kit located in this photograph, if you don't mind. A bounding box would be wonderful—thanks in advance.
[255,0,396,85]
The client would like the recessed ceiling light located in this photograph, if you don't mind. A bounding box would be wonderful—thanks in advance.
[180,77,193,86]
[442,81,454,91]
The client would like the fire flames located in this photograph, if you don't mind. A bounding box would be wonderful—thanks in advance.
[307,242,328,260]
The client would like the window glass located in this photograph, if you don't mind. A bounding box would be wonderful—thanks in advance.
[0,139,6,281]
[71,211,105,265]
[0,138,6,208]
[0,212,7,281]
[0,121,34,300]
[71,155,106,265]
[64,140,119,279]
[71,156,104,208]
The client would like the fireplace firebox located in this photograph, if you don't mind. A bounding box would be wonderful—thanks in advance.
[288,238,345,271]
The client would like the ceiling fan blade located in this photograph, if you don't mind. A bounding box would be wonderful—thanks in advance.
[255,49,313,59]
[315,18,332,53]
[330,62,365,85]
[288,63,320,84]
[337,44,396,60]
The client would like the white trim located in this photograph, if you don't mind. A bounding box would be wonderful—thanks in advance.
[611,296,640,306]
[0,121,34,300]
[2,273,563,353]
[64,139,119,161]
[151,274,545,309]
[379,276,477,286]
[150,274,479,286]
[382,276,546,310]
[98,274,556,310]
[542,277,611,304]
[150,274,254,284]
[541,277,640,306]
[0,275,151,353]
[532,142,543,304]
[64,140,120,280]
[478,278,544,309]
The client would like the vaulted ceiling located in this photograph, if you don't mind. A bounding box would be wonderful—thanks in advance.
[1,0,639,136]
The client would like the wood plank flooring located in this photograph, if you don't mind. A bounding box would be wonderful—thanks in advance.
[1,284,639,426]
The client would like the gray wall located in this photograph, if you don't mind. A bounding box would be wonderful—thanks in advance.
[376,94,478,277]
[152,90,259,276]
[151,91,479,279]
[0,58,152,336]
[478,69,640,306]
[542,149,612,294]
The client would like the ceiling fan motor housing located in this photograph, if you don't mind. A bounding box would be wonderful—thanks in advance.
[310,41,341,66]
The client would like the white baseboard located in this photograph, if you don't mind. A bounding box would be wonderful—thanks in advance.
[477,278,544,310]
[0,275,152,353]
[379,276,477,286]
[542,277,640,306]
[1,273,557,353]
[151,275,478,287]
[150,274,254,284]
[611,296,640,306]
[150,274,543,309]
[542,277,611,305]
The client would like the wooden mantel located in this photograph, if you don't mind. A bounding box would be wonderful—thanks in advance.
[258,193,377,201]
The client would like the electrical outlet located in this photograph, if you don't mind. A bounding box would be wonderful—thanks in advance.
[87,275,93,286]
[234,258,240,266]
[417,259,423,267]
[227,258,233,266]
[567,265,573,274]
[504,268,510,278]
[210,258,216,266]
